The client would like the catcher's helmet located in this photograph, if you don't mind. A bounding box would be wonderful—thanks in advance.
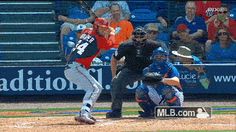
[93,17,109,30]
[152,47,168,63]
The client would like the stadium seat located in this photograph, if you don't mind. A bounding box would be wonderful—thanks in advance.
[68,6,89,19]
[230,8,236,20]
[100,48,117,63]
[63,31,77,55]
[130,9,157,27]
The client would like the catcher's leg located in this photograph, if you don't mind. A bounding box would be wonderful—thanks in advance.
[135,84,157,118]
[161,86,184,106]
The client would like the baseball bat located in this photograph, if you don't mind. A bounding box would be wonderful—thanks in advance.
[78,0,98,18]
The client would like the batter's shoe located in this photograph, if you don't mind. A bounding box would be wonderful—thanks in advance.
[106,111,122,118]
[89,115,97,122]
[74,115,95,125]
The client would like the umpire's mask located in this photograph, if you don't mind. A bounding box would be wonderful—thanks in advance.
[132,27,147,47]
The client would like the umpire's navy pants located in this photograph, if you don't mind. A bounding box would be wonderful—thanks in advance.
[111,68,143,112]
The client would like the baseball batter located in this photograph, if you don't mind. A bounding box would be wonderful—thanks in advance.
[64,18,115,124]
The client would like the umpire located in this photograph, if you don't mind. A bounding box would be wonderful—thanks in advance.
[106,27,161,118]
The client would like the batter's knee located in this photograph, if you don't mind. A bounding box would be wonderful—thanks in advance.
[93,83,103,95]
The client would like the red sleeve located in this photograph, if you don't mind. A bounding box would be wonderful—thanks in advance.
[98,34,115,50]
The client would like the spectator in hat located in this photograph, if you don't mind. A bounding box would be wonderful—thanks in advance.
[172,1,207,44]
[171,46,210,89]
[144,23,169,53]
[207,27,236,62]
[170,24,204,59]
[171,46,202,64]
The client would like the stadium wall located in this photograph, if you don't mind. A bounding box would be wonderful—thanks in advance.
[0,64,235,95]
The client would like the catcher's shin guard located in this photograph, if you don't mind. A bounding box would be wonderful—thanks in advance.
[135,86,155,117]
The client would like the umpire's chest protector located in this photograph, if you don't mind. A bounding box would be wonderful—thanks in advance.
[115,40,160,71]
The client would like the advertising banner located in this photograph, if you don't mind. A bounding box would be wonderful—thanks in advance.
[0,64,235,95]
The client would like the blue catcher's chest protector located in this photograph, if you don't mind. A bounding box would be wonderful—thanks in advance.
[148,62,171,77]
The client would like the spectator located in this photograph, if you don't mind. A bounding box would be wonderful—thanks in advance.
[171,46,202,64]
[171,46,210,89]
[144,23,169,53]
[99,3,133,63]
[170,24,204,59]
[57,2,93,58]
[207,4,236,44]
[207,28,236,62]
[92,1,131,20]
[172,1,207,43]
[195,1,222,24]
[109,3,134,48]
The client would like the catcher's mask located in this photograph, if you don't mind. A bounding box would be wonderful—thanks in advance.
[132,27,147,47]
[152,47,168,65]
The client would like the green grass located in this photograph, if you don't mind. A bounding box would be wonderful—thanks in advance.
[0,106,235,118]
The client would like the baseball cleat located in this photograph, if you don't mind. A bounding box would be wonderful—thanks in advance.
[106,111,122,118]
[74,115,95,125]
[138,111,154,118]
[89,116,97,122]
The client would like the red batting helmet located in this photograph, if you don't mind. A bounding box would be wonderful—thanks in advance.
[93,18,109,30]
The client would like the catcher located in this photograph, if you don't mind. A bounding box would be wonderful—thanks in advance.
[136,47,184,118]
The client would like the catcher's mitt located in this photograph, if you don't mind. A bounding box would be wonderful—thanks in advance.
[142,72,163,85]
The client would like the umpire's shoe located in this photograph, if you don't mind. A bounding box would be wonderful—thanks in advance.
[138,111,154,118]
[106,110,122,118]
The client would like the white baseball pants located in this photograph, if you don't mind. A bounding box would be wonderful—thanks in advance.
[64,62,103,115]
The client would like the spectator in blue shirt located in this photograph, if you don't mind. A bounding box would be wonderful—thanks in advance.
[172,1,207,44]
[57,2,92,58]
[92,1,131,20]
[172,46,210,89]
[207,28,236,62]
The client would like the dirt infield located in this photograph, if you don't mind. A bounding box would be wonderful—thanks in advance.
[0,115,235,132]
[0,101,235,131]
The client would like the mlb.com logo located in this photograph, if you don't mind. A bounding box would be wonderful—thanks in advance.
[155,107,211,118]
